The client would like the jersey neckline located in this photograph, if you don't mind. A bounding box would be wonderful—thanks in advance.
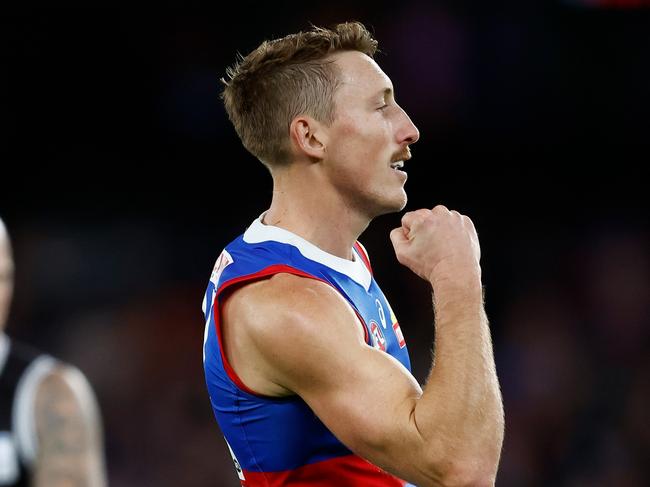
[243,214,372,290]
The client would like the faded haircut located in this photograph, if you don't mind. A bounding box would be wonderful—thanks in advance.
[221,21,378,168]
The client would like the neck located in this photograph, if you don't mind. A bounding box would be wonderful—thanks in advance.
[263,164,370,260]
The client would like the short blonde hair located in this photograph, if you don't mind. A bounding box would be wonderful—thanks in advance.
[221,21,378,167]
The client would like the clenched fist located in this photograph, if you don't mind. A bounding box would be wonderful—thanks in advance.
[389,206,482,291]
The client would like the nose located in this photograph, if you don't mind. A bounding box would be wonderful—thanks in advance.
[396,107,420,146]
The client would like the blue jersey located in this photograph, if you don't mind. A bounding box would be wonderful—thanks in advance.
[202,216,412,486]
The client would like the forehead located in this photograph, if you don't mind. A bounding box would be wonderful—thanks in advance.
[330,51,392,98]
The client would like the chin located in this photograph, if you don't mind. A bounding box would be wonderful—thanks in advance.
[371,192,407,218]
[392,188,408,211]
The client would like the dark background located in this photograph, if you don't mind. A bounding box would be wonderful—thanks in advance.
[2,2,649,486]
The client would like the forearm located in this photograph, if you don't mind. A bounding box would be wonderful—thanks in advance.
[414,281,504,483]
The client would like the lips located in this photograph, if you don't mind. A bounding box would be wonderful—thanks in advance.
[390,147,411,170]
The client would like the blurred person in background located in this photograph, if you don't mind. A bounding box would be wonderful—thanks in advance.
[202,21,504,486]
[0,217,107,487]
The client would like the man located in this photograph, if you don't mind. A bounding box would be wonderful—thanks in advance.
[0,217,107,487]
[203,22,504,486]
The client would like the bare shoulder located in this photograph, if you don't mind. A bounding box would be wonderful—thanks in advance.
[35,364,97,411]
[34,364,101,442]
[33,364,106,487]
[223,272,364,342]
[221,273,366,395]
[35,366,84,419]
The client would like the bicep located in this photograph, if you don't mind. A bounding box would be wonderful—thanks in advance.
[246,277,426,473]
[33,366,106,487]
[300,340,424,464]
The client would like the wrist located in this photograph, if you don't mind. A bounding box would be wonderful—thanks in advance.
[428,262,482,292]
[430,270,483,312]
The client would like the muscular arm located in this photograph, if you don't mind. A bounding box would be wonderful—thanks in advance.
[388,207,504,485]
[223,207,504,486]
[32,365,107,487]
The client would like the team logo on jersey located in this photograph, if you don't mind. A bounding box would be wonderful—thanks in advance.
[210,249,233,285]
[370,321,386,351]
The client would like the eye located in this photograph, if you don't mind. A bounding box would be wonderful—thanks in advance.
[377,104,389,111]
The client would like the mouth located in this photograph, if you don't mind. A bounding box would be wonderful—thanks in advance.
[390,147,411,172]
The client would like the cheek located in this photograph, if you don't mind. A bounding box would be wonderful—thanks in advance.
[335,115,390,153]
[328,115,393,183]
[335,115,365,141]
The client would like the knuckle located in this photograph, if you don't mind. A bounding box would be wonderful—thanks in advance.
[402,210,417,222]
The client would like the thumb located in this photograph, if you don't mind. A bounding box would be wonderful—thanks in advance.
[389,227,408,250]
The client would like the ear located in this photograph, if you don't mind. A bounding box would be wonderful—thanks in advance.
[289,116,327,161]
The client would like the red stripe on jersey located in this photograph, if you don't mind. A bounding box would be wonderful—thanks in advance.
[353,242,373,275]
[392,321,406,349]
[240,454,406,486]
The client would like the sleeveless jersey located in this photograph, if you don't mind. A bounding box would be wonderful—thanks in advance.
[0,334,56,487]
[202,216,414,486]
